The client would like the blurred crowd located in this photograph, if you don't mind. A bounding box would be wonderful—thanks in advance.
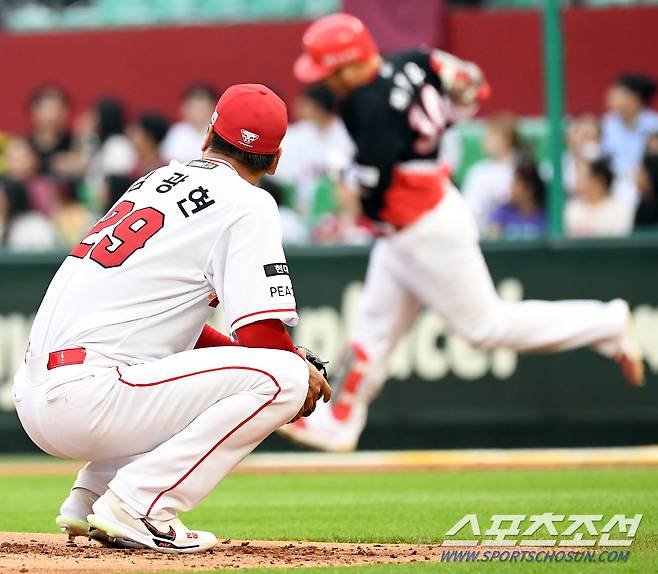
[463,73,658,240]
[1,72,657,251]
[0,84,215,251]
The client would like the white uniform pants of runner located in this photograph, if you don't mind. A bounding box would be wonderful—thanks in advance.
[13,346,308,520]
[342,187,628,420]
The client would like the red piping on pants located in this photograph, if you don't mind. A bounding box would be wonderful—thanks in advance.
[115,365,282,517]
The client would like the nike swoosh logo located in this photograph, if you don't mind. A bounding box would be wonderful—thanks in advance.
[140,518,176,541]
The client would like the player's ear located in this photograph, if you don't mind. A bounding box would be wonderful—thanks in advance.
[201,126,213,153]
[266,148,283,176]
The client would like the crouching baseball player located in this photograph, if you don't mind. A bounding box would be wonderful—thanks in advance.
[278,14,645,453]
[12,84,330,553]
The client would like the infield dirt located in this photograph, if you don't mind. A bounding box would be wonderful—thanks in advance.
[0,532,597,573]
[0,532,449,572]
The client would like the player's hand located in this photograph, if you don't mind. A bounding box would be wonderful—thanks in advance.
[430,50,489,107]
[448,63,489,106]
[290,360,332,423]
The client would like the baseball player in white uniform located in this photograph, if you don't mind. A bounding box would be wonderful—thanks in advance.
[278,14,646,453]
[12,84,330,553]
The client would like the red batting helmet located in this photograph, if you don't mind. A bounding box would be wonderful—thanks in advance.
[294,13,378,84]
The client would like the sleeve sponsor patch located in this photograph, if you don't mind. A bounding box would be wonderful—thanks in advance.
[264,263,289,277]
[187,159,218,169]
[270,285,294,298]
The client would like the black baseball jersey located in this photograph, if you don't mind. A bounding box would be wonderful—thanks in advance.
[339,48,451,228]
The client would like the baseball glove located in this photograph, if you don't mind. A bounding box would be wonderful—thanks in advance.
[297,346,329,381]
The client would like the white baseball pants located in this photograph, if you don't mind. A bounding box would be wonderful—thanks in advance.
[13,346,308,520]
[348,187,628,404]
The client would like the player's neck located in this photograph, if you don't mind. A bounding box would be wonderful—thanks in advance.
[204,152,263,185]
[358,55,383,87]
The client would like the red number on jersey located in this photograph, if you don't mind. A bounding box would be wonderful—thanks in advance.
[70,200,165,268]
[70,201,134,259]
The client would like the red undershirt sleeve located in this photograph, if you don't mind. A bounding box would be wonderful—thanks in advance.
[194,320,301,356]
[194,324,238,349]
[236,319,298,354]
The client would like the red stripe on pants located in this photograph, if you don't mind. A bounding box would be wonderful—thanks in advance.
[115,365,282,517]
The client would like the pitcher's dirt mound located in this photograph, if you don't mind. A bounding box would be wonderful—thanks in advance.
[0,532,445,573]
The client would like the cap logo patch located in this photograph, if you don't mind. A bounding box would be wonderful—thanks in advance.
[240,129,260,147]
[322,47,361,67]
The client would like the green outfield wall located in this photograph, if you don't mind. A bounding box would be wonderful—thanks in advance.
[1,238,658,452]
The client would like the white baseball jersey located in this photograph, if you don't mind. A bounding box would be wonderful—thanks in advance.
[27,158,298,364]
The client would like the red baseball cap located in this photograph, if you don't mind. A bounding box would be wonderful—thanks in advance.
[294,13,378,84]
[211,84,287,155]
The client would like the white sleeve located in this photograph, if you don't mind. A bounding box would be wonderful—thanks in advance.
[210,192,298,334]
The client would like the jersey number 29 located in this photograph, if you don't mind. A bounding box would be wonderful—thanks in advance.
[70,200,165,268]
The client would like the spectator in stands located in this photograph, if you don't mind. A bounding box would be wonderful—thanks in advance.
[27,85,72,176]
[463,113,521,231]
[162,84,218,162]
[77,98,136,211]
[311,210,375,245]
[563,113,601,195]
[311,179,375,245]
[93,112,168,219]
[258,177,309,245]
[565,158,634,237]
[55,98,136,191]
[562,113,636,205]
[127,113,170,178]
[43,99,132,242]
[602,74,658,180]
[5,134,93,250]
[273,84,355,220]
[2,135,60,217]
[489,161,546,239]
[634,153,658,227]
[646,132,658,156]
[0,178,57,251]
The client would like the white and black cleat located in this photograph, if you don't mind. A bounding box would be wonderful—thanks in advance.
[88,491,217,553]
[56,488,141,548]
